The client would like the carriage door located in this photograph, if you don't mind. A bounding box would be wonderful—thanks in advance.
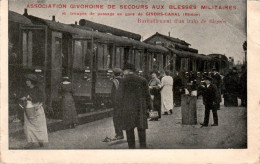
[50,32,62,105]
[19,25,47,104]
[72,38,93,101]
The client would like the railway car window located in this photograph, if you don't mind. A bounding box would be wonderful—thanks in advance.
[62,36,69,76]
[55,38,62,67]
[163,55,166,69]
[128,49,135,65]
[175,57,181,71]
[181,58,189,71]
[31,30,45,67]
[127,49,131,63]
[74,40,83,69]
[148,53,153,70]
[135,50,141,70]
[84,41,91,68]
[97,44,108,70]
[152,53,159,70]
[97,44,103,70]
[104,44,108,70]
[115,47,124,68]
[22,32,28,67]
[158,54,163,70]
[22,31,33,67]
[132,50,136,65]
[115,47,120,68]
[108,45,113,69]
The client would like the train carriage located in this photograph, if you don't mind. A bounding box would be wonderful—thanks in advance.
[11,10,96,116]
[72,23,168,108]
[9,10,226,119]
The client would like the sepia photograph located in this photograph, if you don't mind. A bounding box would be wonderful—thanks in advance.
[6,0,248,151]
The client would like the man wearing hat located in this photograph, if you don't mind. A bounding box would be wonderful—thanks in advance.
[212,68,222,110]
[200,76,219,127]
[111,68,124,140]
[223,68,240,106]
[116,63,152,148]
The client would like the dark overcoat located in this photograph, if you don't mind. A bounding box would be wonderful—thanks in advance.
[213,73,222,88]
[116,74,152,130]
[202,84,219,109]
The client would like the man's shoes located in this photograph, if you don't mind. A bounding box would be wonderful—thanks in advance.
[169,109,173,114]
[111,135,124,141]
[211,124,218,126]
[200,123,208,127]
[12,118,21,123]
[102,136,111,142]
[163,112,168,115]
[116,135,124,140]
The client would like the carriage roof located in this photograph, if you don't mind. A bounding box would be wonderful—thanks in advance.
[26,15,92,37]
[79,19,142,41]
[23,14,167,53]
[167,47,213,61]
[71,25,168,53]
[9,11,33,25]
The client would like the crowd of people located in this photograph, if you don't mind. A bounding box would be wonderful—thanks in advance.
[110,63,247,148]
[12,62,247,149]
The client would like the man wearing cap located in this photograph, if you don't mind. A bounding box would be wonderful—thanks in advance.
[111,68,124,140]
[200,76,219,127]
[116,63,152,149]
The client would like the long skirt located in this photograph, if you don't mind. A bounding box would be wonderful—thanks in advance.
[61,94,79,126]
[161,85,173,113]
[24,105,48,143]
[152,94,161,118]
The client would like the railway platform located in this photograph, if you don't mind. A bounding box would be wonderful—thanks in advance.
[9,108,113,138]
[9,96,247,149]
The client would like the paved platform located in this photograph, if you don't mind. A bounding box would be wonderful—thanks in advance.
[9,97,247,149]
[9,108,113,138]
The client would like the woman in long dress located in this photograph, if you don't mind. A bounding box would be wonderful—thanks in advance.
[160,71,174,115]
[148,72,161,121]
[21,74,48,148]
[59,77,79,129]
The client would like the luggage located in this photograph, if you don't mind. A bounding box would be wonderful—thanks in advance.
[181,95,197,125]
[149,111,159,119]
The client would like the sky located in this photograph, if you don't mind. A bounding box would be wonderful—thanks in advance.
[9,0,246,63]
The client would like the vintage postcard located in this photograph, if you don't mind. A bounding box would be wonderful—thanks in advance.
[0,0,259,163]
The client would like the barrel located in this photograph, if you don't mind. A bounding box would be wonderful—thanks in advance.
[181,95,197,125]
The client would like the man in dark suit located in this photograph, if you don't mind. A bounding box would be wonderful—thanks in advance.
[173,71,183,107]
[200,76,219,127]
[212,69,222,110]
[111,68,124,140]
[116,63,152,149]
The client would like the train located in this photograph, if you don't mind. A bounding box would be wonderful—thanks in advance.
[8,9,228,117]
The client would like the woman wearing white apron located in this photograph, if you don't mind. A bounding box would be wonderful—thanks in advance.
[21,74,48,148]
[160,71,173,115]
